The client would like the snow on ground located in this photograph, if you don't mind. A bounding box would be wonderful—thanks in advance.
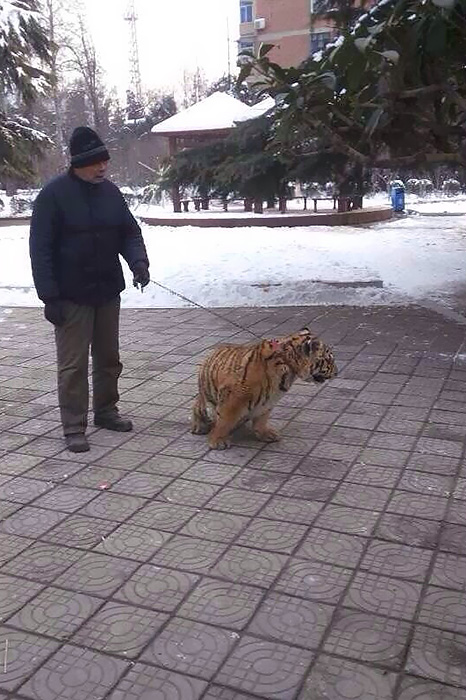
[1,198,466,312]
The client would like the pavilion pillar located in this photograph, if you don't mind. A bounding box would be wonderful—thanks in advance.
[168,136,182,213]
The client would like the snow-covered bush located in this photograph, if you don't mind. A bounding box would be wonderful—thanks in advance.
[443,178,461,196]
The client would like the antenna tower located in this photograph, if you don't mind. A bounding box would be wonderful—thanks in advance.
[124,0,144,118]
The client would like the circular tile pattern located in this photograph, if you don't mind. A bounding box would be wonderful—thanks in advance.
[3,542,84,582]
[95,523,168,561]
[279,476,338,501]
[398,675,466,699]
[0,574,43,619]
[180,511,249,543]
[316,505,379,536]
[0,627,59,691]
[141,617,236,680]
[250,592,333,649]
[237,519,307,554]
[55,553,139,596]
[159,479,219,507]
[152,535,226,573]
[111,472,172,498]
[0,507,66,538]
[206,488,270,516]
[361,540,432,581]
[7,586,101,638]
[298,528,365,567]
[376,514,440,549]
[344,571,421,620]
[276,559,352,603]
[80,493,146,521]
[301,654,396,699]
[179,579,263,629]
[212,546,287,587]
[19,644,128,700]
[129,502,198,531]
[216,636,311,698]
[72,602,168,657]
[110,663,207,700]
[261,496,322,525]
[43,514,119,549]
[115,563,198,611]
[430,552,466,591]
[407,625,466,686]
[418,586,466,634]
[34,486,97,512]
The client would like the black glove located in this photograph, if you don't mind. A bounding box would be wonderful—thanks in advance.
[132,261,150,289]
[44,299,65,327]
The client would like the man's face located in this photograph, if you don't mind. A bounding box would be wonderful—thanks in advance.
[74,159,109,183]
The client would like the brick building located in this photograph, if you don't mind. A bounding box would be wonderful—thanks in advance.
[239,0,336,67]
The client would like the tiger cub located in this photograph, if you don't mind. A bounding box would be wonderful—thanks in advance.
[191,327,337,450]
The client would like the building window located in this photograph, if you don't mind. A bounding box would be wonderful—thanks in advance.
[240,0,253,24]
[238,39,255,58]
[310,31,332,53]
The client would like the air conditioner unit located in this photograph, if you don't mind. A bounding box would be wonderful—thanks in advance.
[254,18,266,30]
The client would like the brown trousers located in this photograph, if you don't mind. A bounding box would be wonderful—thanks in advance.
[54,297,122,435]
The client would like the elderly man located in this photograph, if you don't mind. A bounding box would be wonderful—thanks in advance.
[30,126,150,453]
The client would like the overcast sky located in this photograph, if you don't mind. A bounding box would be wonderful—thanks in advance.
[83,0,240,99]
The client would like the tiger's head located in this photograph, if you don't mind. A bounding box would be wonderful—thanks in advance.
[270,327,337,384]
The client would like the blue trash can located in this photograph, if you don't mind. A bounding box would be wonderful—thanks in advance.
[390,184,405,212]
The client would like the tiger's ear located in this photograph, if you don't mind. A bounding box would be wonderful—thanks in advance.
[300,327,310,334]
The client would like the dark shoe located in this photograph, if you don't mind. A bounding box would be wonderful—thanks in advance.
[65,433,90,453]
[94,414,133,432]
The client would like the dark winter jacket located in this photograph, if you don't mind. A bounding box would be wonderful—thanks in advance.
[29,169,149,306]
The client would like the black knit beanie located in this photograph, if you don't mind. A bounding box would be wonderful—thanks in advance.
[69,126,110,168]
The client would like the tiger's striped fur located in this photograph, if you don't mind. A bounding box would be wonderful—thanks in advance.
[191,327,337,450]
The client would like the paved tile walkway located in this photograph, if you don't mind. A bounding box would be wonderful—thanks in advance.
[0,303,465,699]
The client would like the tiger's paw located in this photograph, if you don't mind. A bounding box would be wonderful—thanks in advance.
[254,428,280,443]
[208,436,231,450]
[191,421,212,435]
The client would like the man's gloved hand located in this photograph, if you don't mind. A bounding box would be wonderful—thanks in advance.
[132,261,150,289]
[44,299,66,327]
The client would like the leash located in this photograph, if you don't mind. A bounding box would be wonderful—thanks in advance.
[134,277,263,340]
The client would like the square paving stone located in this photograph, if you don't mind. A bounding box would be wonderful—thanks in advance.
[178,578,263,630]
[66,465,126,489]
[406,625,466,687]
[182,461,241,485]
[247,451,303,474]
[344,571,422,620]
[298,654,397,700]
[0,501,20,520]
[0,574,43,620]
[0,533,33,565]
[158,478,220,507]
[0,628,60,692]
[25,459,84,482]
[78,492,147,521]
[141,617,237,680]
[94,448,153,470]
[333,483,392,511]
[430,552,466,591]
[418,586,466,634]
[324,609,411,670]
[407,453,459,476]
[0,477,52,504]
[72,601,168,657]
[275,559,352,604]
[387,492,448,520]
[151,535,227,574]
[2,542,84,583]
[376,514,440,549]
[315,505,379,537]
[19,644,129,700]
[137,455,194,477]
[114,563,198,611]
[439,524,466,555]
[211,546,287,588]
[0,507,66,538]
[94,523,169,561]
[297,528,365,568]
[297,456,351,481]
[215,636,312,700]
[260,496,322,525]
[398,471,454,497]
[345,464,400,488]
[206,488,271,516]
[128,502,198,531]
[54,552,139,596]
[180,511,249,543]
[33,485,98,512]
[228,469,288,494]
[360,540,433,582]
[6,586,102,639]
[398,675,466,699]
[237,519,307,554]
[278,476,339,502]
[110,472,173,498]
[446,502,466,526]
[249,592,333,649]
[203,446,259,467]
[42,514,119,549]
[0,453,44,476]
[108,663,207,700]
